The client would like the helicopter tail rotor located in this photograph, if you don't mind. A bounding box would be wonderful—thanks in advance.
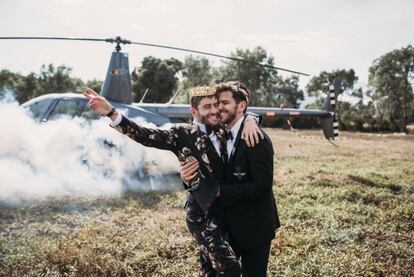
[321,79,341,140]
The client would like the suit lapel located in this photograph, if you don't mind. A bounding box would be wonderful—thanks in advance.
[187,120,226,170]
[204,136,219,160]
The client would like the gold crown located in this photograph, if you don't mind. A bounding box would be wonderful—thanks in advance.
[188,86,216,98]
[228,82,249,103]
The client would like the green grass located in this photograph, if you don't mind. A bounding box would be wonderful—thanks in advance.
[1,130,413,276]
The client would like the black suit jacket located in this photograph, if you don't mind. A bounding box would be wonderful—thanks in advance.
[114,115,219,215]
[220,119,280,250]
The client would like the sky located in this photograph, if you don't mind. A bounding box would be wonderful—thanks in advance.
[0,0,413,91]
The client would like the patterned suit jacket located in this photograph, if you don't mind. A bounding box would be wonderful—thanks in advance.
[113,115,224,215]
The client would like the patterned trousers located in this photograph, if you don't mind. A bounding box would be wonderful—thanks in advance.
[186,199,241,277]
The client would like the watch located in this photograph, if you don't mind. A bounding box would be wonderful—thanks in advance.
[106,107,116,117]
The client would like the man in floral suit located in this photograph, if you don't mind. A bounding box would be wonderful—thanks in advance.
[84,86,261,276]
[181,82,280,277]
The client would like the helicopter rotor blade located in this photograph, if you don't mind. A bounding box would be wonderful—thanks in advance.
[129,40,309,76]
[0,36,309,76]
[0,36,109,43]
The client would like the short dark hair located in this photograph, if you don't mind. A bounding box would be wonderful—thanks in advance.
[190,95,217,110]
[215,81,250,113]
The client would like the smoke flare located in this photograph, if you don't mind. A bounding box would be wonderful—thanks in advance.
[0,91,180,205]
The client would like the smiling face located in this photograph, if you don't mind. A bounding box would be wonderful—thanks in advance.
[218,90,246,127]
[191,95,219,127]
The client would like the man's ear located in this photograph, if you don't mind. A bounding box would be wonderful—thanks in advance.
[190,107,198,118]
[239,101,247,113]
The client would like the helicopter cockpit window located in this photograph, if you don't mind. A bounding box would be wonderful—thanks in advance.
[27,98,54,120]
[48,99,86,121]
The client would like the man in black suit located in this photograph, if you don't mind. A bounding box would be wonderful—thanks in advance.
[84,87,262,276]
[181,81,280,276]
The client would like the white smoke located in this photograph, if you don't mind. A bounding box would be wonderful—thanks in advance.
[0,90,180,205]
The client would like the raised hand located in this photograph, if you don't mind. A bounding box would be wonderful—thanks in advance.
[83,88,113,116]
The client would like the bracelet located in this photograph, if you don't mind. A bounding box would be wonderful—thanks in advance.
[106,107,116,117]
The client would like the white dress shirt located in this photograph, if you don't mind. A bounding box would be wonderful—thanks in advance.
[109,112,122,127]
[226,116,244,160]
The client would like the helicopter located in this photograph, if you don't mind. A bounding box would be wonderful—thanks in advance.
[0,36,340,139]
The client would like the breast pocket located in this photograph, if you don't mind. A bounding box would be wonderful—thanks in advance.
[232,165,247,181]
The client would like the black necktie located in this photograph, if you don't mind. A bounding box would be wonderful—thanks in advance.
[205,125,213,136]
[216,128,228,164]
[226,130,234,141]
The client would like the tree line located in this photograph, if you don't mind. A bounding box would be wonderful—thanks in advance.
[1,45,413,132]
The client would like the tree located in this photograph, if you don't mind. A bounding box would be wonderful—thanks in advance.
[369,44,414,132]
[274,75,304,108]
[86,79,103,93]
[176,56,214,103]
[304,69,380,131]
[1,65,99,104]
[132,56,183,103]
[0,70,24,102]
[33,64,83,98]
[306,69,358,97]
[338,88,376,131]
[181,56,213,89]
[215,47,304,108]
[0,69,21,89]
[215,47,279,106]
[16,73,38,103]
[0,70,42,103]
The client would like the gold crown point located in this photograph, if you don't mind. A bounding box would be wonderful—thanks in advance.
[189,86,216,98]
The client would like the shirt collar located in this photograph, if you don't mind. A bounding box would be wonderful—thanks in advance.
[228,116,244,141]
[193,119,216,138]
[193,119,207,133]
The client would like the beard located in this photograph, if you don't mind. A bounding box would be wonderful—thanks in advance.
[219,108,237,125]
[200,113,220,131]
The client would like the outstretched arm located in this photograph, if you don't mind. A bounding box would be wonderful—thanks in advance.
[84,88,178,153]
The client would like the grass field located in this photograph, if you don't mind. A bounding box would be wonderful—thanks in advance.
[1,129,413,276]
